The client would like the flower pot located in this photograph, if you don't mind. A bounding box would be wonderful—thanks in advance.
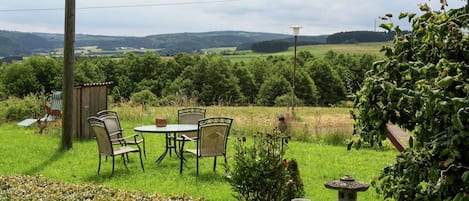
[155,118,167,127]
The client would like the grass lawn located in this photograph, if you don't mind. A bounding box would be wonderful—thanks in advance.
[0,106,398,200]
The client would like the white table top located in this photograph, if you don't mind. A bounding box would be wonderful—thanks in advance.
[133,124,198,133]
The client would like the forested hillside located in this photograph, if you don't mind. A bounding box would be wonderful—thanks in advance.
[327,31,394,43]
[0,30,391,57]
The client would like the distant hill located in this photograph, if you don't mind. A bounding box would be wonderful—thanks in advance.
[0,30,395,57]
[0,30,54,56]
[326,31,396,44]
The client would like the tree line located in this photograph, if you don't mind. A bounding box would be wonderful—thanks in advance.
[0,51,376,106]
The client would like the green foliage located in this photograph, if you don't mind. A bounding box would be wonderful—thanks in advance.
[0,175,203,200]
[256,75,291,105]
[0,62,43,98]
[227,132,304,201]
[295,70,319,105]
[0,47,376,107]
[326,31,394,44]
[0,94,45,123]
[305,59,346,106]
[325,51,376,94]
[353,2,469,200]
[24,56,62,92]
[74,59,106,85]
[130,89,158,106]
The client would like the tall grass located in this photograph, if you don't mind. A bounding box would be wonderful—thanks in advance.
[0,106,398,200]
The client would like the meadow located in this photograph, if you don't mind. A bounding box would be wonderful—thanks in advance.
[71,42,389,61]
[221,42,390,62]
[0,106,399,200]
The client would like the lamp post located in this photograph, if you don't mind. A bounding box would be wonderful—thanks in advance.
[290,25,301,116]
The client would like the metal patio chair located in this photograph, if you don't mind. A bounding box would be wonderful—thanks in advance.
[88,117,144,175]
[179,116,233,175]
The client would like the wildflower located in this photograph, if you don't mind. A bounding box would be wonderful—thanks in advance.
[282,159,289,167]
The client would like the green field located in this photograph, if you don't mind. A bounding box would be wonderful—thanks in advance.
[70,42,390,62]
[0,106,399,200]
[221,42,390,63]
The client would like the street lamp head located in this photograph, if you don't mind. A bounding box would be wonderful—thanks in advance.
[290,25,302,36]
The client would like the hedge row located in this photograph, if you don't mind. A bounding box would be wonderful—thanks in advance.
[0,175,203,201]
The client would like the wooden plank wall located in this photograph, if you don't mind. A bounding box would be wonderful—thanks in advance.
[72,84,109,139]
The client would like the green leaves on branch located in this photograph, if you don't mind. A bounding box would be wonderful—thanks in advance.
[353,2,469,200]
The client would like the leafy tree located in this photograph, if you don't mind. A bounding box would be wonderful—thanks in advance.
[353,2,469,200]
[248,57,274,88]
[233,63,257,104]
[0,63,42,98]
[305,59,346,106]
[167,54,243,105]
[74,60,105,85]
[256,75,291,106]
[113,52,164,99]
[325,51,376,94]
[95,57,118,83]
[296,50,316,67]
[23,56,62,93]
[295,69,318,105]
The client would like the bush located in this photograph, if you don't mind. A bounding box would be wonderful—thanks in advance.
[227,131,304,201]
[0,94,45,123]
[0,175,203,200]
[130,89,158,107]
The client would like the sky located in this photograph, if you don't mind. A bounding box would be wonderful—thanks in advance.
[0,0,466,37]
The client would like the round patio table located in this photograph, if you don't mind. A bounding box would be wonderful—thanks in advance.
[134,124,198,164]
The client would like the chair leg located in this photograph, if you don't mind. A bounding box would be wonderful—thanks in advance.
[111,156,115,176]
[143,141,147,159]
[224,154,228,173]
[122,155,128,170]
[138,150,144,172]
[179,141,185,174]
[196,156,199,176]
[213,156,217,172]
[98,154,102,174]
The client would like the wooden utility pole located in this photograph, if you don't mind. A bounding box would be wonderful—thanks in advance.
[62,0,75,150]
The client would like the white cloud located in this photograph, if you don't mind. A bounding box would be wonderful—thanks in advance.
[0,0,466,36]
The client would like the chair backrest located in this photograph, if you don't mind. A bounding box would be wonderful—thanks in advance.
[179,108,206,138]
[50,91,63,111]
[197,117,233,157]
[43,91,63,121]
[88,117,113,156]
[97,110,123,139]
[178,107,206,125]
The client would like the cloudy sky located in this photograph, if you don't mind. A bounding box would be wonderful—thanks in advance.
[0,0,466,36]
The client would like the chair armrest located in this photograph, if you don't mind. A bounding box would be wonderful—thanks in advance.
[181,134,197,142]
[109,132,121,137]
[110,137,127,145]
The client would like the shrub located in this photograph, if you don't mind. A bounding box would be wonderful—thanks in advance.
[130,89,158,107]
[0,93,45,123]
[0,175,203,200]
[227,131,304,201]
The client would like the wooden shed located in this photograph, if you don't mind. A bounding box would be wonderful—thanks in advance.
[72,82,113,139]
